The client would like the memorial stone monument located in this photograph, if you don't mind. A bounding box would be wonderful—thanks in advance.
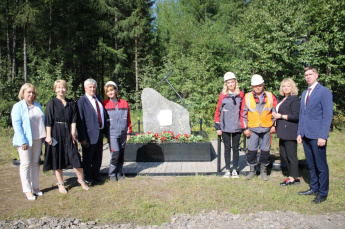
[141,88,191,135]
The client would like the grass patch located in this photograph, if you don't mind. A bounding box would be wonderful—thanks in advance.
[0,128,344,226]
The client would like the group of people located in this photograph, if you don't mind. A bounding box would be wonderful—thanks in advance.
[11,79,132,200]
[11,66,333,205]
[215,66,333,204]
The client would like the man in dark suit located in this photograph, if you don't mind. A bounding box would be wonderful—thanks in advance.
[297,66,333,204]
[77,78,105,184]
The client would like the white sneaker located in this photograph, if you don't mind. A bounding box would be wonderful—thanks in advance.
[231,170,239,178]
[223,169,230,178]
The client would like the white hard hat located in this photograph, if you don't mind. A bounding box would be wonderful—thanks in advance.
[251,74,264,86]
[105,81,118,89]
[224,72,236,82]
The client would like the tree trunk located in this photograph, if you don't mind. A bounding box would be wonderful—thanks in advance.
[135,33,138,111]
[12,22,17,81]
[114,8,118,85]
[6,0,11,79]
[23,24,27,83]
[48,0,52,53]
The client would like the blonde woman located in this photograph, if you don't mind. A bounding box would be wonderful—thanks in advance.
[11,83,46,200]
[273,78,300,186]
[44,80,89,193]
[214,72,244,178]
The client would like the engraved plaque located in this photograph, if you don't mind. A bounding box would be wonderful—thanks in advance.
[158,110,172,126]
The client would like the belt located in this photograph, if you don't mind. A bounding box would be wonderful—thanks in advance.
[56,121,68,124]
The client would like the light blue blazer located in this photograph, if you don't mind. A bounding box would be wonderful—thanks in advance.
[297,83,333,140]
[11,100,45,147]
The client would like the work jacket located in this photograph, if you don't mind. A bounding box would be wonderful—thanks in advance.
[214,91,244,133]
[241,91,277,133]
[103,98,132,138]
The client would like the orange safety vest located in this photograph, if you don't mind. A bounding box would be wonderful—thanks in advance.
[245,91,274,128]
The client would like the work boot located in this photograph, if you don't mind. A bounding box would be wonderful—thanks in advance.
[246,166,256,180]
[117,173,124,181]
[109,176,117,182]
[260,164,269,181]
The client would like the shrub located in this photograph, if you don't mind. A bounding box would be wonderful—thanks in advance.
[128,131,205,144]
[0,100,16,128]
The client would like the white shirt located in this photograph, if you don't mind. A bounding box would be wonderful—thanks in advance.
[28,105,46,140]
[305,82,318,104]
[85,93,104,129]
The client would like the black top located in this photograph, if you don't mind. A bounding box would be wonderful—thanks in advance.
[276,95,300,141]
[43,98,82,171]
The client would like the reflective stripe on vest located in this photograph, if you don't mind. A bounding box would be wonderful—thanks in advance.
[245,91,273,128]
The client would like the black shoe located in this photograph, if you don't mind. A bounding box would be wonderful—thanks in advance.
[298,189,318,196]
[109,176,117,182]
[93,176,103,182]
[312,195,327,204]
[116,173,124,181]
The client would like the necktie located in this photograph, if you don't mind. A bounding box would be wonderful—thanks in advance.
[306,88,312,106]
[94,97,102,128]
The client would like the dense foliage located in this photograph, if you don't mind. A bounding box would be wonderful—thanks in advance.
[1,0,344,127]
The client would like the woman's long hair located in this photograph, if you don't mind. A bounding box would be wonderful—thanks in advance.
[222,80,240,95]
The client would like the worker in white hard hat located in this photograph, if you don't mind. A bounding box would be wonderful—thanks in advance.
[240,74,277,181]
[214,72,244,179]
[103,81,132,182]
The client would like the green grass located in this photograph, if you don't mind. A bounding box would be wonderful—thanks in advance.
[0,128,16,165]
[0,128,344,225]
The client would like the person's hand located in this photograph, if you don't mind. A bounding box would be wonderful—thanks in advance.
[270,126,276,133]
[297,135,302,143]
[318,138,326,147]
[45,137,52,145]
[71,132,77,144]
[217,130,222,136]
[244,129,251,138]
[22,143,28,150]
[273,112,281,119]
[126,135,131,141]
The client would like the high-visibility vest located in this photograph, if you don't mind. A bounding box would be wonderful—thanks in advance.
[245,91,273,128]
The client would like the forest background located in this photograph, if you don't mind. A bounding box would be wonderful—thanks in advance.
[1,0,345,129]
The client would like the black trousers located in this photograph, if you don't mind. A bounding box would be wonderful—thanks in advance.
[82,132,103,181]
[222,132,241,170]
[279,139,299,178]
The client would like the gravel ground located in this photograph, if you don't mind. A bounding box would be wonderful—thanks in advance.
[1,210,345,229]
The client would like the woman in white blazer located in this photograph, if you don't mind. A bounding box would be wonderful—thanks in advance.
[11,83,46,200]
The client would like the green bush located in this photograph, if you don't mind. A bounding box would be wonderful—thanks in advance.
[0,100,16,128]
[332,113,345,130]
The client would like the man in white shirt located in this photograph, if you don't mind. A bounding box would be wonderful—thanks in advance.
[77,78,106,184]
[297,66,333,204]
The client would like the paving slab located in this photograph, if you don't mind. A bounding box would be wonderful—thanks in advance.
[63,140,250,177]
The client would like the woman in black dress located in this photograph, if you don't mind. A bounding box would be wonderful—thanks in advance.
[273,78,300,186]
[44,80,89,193]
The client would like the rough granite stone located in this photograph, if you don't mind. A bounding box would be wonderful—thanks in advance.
[141,88,191,135]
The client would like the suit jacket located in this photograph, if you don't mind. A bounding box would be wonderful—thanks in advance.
[276,95,300,140]
[77,94,106,144]
[11,100,45,147]
[297,83,333,140]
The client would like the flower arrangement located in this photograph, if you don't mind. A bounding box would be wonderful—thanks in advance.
[128,131,204,144]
